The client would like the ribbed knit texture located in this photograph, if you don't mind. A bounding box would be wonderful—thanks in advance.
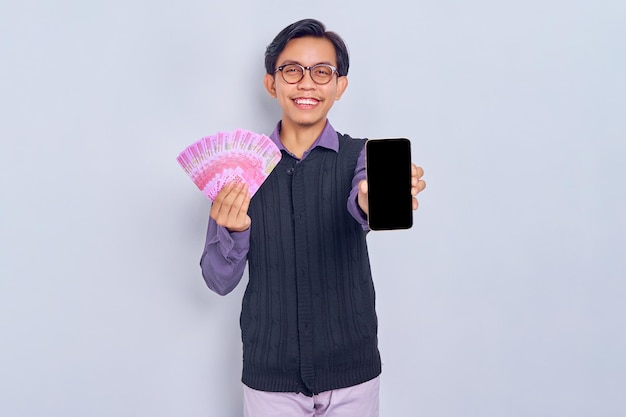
[243,133,381,396]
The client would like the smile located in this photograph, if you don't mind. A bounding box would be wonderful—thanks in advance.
[294,98,319,106]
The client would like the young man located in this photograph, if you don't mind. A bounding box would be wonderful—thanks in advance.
[200,19,426,417]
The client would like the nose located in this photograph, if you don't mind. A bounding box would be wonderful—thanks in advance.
[298,68,316,88]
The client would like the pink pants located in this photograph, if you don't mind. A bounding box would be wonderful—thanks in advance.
[242,376,380,417]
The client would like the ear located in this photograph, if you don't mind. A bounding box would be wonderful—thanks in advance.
[335,76,348,101]
[264,73,277,98]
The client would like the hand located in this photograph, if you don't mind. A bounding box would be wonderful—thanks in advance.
[357,164,426,214]
[210,182,251,232]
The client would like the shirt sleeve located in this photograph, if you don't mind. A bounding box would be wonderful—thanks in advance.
[199,217,250,295]
[347,147,370,231]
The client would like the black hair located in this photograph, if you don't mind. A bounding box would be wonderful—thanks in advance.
[264,18,350,77]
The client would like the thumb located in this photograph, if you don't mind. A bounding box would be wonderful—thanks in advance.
[359,180,368,195]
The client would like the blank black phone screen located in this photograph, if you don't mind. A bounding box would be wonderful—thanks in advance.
[365,138,413,230]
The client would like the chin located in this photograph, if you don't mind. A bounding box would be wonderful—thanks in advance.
[293,117,325,128]
[296,121,318,128]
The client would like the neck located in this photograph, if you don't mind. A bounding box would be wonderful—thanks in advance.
[279,119,327,159]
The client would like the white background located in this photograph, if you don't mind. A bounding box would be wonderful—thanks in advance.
[1,1,625,416]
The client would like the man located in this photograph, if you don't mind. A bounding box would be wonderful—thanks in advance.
[200,18,426,417]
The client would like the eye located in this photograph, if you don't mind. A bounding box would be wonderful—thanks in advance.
[283,65,301,74]
[313,66,332,76]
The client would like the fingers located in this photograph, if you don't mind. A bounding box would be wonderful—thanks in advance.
[412,164,424,179]
[223,182,249,213]
[411,164,426,196]
[236,188,252,230]
[412,178,427,195]
[411,164,426,211]
[210,182,252,231]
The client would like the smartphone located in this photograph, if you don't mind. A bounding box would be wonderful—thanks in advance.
[365,138,413,231]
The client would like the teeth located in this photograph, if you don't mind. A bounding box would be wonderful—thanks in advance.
[295,98,317,105]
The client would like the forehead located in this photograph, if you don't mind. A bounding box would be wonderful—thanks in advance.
[277,36,337,66]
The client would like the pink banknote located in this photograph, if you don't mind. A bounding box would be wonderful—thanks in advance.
[177,129,282,201]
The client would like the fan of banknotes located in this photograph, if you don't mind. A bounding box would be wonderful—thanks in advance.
[176,128,282,201]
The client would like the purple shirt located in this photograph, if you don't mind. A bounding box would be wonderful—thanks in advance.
[200,120,367,295]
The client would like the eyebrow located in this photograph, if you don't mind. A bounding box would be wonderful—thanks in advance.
[278,60,335,67]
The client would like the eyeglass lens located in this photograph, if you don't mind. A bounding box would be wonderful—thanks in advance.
[280,64,335,84]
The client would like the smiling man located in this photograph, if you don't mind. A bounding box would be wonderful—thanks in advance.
[263,35,348,158]
[200,19,426,417]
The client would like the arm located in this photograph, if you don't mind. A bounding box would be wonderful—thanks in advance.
[200,182,252,295]
[347,147,369,230]
[200,218,249,295]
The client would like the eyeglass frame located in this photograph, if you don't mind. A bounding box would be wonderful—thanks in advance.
[274,63,340,85]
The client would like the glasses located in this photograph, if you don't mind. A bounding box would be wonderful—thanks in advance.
[274,64,339,85]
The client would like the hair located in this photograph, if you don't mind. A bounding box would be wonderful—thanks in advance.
[264,18,350,77]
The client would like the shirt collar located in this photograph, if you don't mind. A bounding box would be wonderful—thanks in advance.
[269,120,339,157]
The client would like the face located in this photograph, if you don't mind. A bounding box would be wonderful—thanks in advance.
[264,36,348,133]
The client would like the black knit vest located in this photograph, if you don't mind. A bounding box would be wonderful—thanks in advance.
[242,133,381,396]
